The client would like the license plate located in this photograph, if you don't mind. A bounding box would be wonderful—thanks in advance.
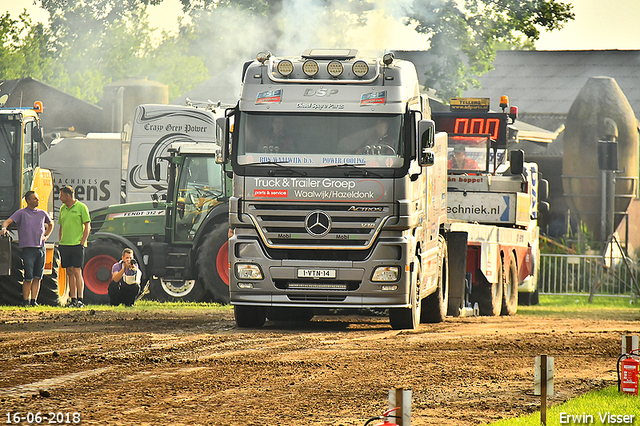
[297,269,336,278]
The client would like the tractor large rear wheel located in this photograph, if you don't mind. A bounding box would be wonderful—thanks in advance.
[39,247,68,306]
[0,244,24,305]
[196,223,230,304]
[83,240,123,304]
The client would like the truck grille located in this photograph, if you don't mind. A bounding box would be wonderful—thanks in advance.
[245,202,391,250]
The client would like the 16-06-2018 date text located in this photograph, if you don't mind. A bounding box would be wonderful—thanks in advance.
[5,412,81,424]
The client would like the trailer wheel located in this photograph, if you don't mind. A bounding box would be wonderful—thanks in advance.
[234,305,266,328]
[421,238,448,323]
[0,245,24,305]
[83,240,123,304]
[389,261,421,330]
[39,247,68,306]
[501,256,519,315]
[476,261,503,316]
[196,223,229,304]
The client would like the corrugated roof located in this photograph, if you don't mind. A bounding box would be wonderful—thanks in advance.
[395,49,640,117]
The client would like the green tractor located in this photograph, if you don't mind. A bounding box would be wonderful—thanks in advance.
[83,142,231,304]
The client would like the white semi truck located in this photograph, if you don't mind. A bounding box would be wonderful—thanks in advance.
[219,50,449,329]
[432,97,547,313]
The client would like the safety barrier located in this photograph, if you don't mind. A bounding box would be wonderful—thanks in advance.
[539,253,639,297]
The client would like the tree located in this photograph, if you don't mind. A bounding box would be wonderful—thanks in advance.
[405,0,574,100]
[0,10,60,82]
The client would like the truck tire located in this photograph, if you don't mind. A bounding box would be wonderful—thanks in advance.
[147,277,207,302]
[39,248,68,306]
[266,307,314,322]
[475,262,503,316]
[389,261,421,330]
[501,256,518,316]
[234,305,266,328]
[196,224,230,304]
[83,240,123,305]
[0,246,24,305]
[421,238,448,323]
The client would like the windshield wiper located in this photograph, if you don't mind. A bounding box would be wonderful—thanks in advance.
[243,160,307,177]
[322,163,382,177]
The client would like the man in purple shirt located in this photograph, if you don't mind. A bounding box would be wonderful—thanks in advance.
[1,191,54,306]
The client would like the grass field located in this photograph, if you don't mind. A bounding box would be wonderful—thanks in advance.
[483,386,639,426]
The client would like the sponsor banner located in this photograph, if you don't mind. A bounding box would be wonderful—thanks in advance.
[361,91,386,105]
[240,154,402,167]
[256,89,283,104]
[447,192,514,224]
[246,177,391,202]
[447,175,489,190]
[108,210,165,220]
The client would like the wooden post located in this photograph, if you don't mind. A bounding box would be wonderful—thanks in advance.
[389,387,411,426]
[540,354,547,426]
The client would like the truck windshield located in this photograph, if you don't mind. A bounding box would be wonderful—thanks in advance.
[447,135,489,174]
[236,112,404,167]
[0,121,18,215]
[174,156,224,242]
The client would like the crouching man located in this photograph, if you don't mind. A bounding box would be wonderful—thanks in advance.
[109,248,141,306]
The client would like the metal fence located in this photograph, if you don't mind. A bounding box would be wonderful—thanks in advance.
[539,253,640,297]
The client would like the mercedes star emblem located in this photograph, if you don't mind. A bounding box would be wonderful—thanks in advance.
[305,211,332,237]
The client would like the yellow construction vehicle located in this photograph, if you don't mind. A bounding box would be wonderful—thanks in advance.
[0,102,67,305]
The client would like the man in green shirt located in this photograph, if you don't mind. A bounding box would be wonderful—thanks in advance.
[58,185,91,308]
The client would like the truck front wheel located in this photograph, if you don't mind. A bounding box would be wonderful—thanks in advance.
[389,261,421,330]
[196,223,230,304]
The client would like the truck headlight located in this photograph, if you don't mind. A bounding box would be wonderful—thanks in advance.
[235,264,263,280]
[372,266,399,282]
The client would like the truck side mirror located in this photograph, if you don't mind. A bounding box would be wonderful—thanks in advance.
[510,149,524,175]
[539,178,549,200]
[33,126,44,143]
[215,115,231,164]
[418,119,435,167]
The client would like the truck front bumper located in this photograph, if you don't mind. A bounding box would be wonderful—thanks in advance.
[229,235,414,309]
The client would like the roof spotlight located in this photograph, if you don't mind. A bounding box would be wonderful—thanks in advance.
[352,60,369,77]
[277,59,294,76]
[327,60,344,77]
[382,52,394,65]
[302,60,319,77]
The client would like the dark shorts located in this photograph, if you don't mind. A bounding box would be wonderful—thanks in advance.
[22,247,46,281]
[59,245,85,269]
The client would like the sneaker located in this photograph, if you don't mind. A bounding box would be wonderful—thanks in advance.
[74,300,85,308]
[22,300,30,307]
[30,300,39,307]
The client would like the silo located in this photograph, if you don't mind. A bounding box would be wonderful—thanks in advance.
[103,77,169,133]
[562,77,638,240]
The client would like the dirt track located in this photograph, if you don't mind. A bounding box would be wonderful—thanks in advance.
[0,308,638,426]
